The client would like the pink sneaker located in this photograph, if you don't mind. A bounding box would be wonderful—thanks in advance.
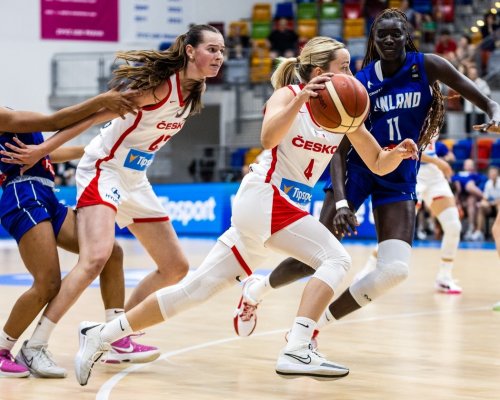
[101,335,160,364]
[0,349,30,378]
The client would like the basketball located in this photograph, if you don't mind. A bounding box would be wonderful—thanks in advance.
[309,74,370,134]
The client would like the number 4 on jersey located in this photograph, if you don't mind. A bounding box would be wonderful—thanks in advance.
[304,159,314,180]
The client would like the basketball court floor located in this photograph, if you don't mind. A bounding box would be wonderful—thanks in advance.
[0,237,499,400]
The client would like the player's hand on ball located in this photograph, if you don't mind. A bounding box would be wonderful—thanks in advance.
[301,73,334,99]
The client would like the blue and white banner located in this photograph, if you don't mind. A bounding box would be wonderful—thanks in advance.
[0,183,376,239]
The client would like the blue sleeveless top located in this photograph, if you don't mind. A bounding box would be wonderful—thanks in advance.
[0,132,55,188]
[350,51,433,191]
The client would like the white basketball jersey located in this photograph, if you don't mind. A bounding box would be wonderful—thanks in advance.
[249,84,344,208]
[84,71,190,175]
[418,137,443,180]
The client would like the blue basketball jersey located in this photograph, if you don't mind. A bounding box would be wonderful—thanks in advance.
[0,132,55,187]
[350,52,433,192]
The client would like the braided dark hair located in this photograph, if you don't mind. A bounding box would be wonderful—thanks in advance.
[363,8,443,148]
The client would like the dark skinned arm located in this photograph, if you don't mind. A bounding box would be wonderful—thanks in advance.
[330,135,358,237]
[424,54,500,131]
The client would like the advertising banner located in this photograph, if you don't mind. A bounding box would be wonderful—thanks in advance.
[0,182,376,239]
[41,0,118,41]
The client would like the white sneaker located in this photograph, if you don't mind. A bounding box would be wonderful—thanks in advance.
[75,322,110,386]
[470,230,485,241]
[276,344,349,381]
[233,274,263,337]
[435,277,463,295]
[15,340,67,378]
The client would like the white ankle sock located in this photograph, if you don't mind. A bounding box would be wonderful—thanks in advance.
[247,274,272,302]
[27,316,56,348]
[0,329,17,352]
[105,308,125,323]
[438,260,453,279]
[101,315,133,343]
[285,317,316,350]
[316,307,335,330]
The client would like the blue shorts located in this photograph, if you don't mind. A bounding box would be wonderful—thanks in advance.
[0,180,69,243]
[323,164,417,210]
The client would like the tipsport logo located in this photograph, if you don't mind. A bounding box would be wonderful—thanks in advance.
[280,178,313,205]
[159,196,217,226]
[124,149,155,171]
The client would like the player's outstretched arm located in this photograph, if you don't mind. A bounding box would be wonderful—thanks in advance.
[49,146,85,163]
[348,124,418,176]
[0,87,141,134]
[424,54,500,133]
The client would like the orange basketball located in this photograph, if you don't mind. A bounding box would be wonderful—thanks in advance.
[309,74,370,134]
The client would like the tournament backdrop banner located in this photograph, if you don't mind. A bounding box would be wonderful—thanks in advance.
[41,0,118,41]
[121,0,188,44]
[0,183,376,239]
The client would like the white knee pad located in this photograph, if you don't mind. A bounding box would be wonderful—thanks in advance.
[437,207,461,260]
[350,239,411,307]
[156,241,241,319]
[312,248,351,292]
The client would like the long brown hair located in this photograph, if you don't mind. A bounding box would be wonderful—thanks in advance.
[110,24,221,117]
[363,9,443,148]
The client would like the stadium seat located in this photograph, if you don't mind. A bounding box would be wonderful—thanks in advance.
[412,0,432,14]
[452,138,472,170]
[477,138,494,170]
[274,2,295,20]
[297,19,318,40]
[343,4,362,19]
[490,139,500,167]
[252,3,272,22]
[346,37,367,59]
[319,20,342,38]
[297,2,317,20]
[320,2,341,20]
[343,18,365,39]
[251,22,271,39]
[440,138,455,151]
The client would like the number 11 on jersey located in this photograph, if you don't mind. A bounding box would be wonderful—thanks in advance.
[387,116,402,141]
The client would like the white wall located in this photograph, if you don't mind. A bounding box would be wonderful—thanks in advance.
[0,0,282,114]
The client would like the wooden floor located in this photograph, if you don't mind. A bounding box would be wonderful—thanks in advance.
[0,238,499,400]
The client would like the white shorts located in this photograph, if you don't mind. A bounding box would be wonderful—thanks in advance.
[416,164,454,206]
[229,173,309,244]
[76,158,168,228]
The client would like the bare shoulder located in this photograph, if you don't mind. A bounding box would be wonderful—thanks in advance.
[423,53,454,82]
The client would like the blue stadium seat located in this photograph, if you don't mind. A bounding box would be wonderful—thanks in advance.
[490,139,500,167]
[275,2,295,20]
[452,138,472,170]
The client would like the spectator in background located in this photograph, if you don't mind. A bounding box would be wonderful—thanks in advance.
[398,0,420,32]
[188,147,217,183]
[420,13,437,53]
[480,12,499,74]
[452,158,485,240]
[267,17,298,59]
[226,23,250,60]
[435,28,457,62]
[464,65,491,133]
[473,166,500,241]
[452,34,476,71]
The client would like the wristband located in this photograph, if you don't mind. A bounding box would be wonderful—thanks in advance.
[335,199,349,210]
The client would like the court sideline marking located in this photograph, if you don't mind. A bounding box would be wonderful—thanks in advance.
[96,305,491,400]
